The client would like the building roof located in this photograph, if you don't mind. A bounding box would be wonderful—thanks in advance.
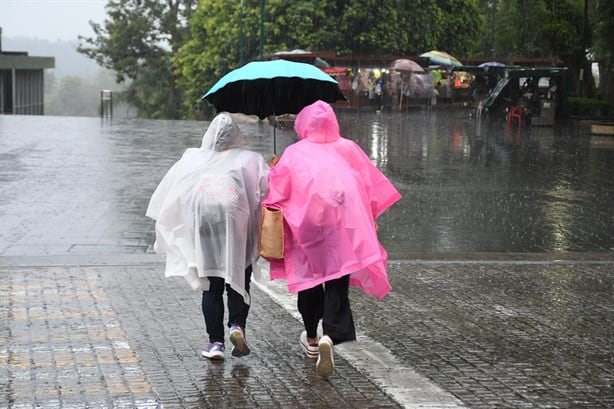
[0,51,55,70]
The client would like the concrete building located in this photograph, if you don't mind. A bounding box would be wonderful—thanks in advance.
[0,28,55,115]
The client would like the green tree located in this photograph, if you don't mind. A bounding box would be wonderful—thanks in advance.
[493,0,599,98]
[495,0,548,57]
[173,0,252,117]
[336,0,402,55]
[434,0,484,56]
[45,70,128,117]
[541,0,594,96]
[175,0,485,118]
[266,0,341,52]
[77,0,195,119]
[592,0,614,107]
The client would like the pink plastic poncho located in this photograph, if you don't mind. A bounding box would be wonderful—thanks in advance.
[146,113,269,304]
[263,100,402,300]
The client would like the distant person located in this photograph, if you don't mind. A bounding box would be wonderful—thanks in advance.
[430,85,439,108]
[472,76,489,119]
[146,113,269,360]
[263,100,402,377]
[375,78,384,111]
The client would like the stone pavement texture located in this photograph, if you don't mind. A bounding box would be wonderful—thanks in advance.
[1,114,613,408]
[1,257,612,408]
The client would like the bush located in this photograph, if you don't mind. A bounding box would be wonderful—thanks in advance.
[567,96,611,117]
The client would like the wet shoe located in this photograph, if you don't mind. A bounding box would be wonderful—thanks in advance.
[299,330,319,359]
[201,342,225,360]
[316,335,334,378]
[229,325,251,357]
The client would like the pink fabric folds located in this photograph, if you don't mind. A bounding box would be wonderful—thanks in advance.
[263,100,402,300]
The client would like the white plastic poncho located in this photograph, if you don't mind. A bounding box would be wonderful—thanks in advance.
[146,113,269,304]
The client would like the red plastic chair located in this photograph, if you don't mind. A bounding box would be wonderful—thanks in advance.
[507,106,524,127]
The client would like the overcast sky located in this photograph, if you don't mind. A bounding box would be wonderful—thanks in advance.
[0,0,107,42]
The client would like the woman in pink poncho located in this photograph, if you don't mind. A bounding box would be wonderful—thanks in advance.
[263,100,401,377]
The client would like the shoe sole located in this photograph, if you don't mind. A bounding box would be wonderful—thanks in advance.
[316,340,334,378]
[201,351,224,360]
[230,330,250,357]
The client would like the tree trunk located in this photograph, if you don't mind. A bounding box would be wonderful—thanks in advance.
[599,63,614,114]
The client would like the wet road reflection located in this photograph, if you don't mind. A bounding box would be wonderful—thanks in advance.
[335,110,614,256]
[0,110,612,257]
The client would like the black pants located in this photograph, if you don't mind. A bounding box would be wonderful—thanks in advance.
[297,274,356,345]
[201,265,252,343]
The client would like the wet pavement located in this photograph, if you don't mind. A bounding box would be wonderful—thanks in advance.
[1,111,613,408]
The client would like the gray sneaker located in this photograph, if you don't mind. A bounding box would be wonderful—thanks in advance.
[201,342,225,360]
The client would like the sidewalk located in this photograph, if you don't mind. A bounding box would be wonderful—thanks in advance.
[2,254,612,408]
[0,256,408,409]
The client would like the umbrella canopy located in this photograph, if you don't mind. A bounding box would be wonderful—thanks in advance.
[202,59,346,120]
[478,61,506,68]
[389,58,425,73]
[419,50,462,67]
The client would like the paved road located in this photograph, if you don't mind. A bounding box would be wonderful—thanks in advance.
[1,114,613,408]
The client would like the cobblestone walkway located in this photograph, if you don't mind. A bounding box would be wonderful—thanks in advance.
[2,259,612,408]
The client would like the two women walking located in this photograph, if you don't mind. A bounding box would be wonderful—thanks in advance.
[147,101,400,378]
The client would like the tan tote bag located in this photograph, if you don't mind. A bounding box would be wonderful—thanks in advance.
[258,207,284,260]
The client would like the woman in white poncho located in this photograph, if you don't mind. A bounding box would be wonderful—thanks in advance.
[146,113,269,360]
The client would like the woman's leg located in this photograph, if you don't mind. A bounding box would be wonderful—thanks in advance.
[298,284,324,339]
[201,277,226,343]
[322,275,356,345]
[227,265,253,357]
[227,265,252,328]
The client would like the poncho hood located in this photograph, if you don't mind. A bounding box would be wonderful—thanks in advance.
[294,100,340,143]
[201,112,245,151]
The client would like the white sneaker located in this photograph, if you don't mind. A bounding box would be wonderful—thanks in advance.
[316,335,334,378]
[299,330,319,359]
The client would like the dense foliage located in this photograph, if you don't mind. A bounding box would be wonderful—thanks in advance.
[79,0,612,119]
[78,0,195,118]
[175,0,483,117]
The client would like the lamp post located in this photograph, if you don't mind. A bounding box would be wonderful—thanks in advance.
[489,0,497,58]
[580,0,588,97]
[260,0,264,59]
[240,0,244,64]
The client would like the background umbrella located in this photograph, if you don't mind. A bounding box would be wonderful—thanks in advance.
[389,59,425,110]
[202,59,346,153]
[419,50,462,67]
[389,58,424,73]
[478,61,506,68]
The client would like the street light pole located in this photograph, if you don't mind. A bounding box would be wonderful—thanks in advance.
[260,0,264,59]
[490,1,496,58]
[240,0,244,64]
[580,0,588,97]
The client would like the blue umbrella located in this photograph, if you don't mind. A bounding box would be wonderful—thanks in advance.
[202,59,345,154]
[202,59,345,120]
